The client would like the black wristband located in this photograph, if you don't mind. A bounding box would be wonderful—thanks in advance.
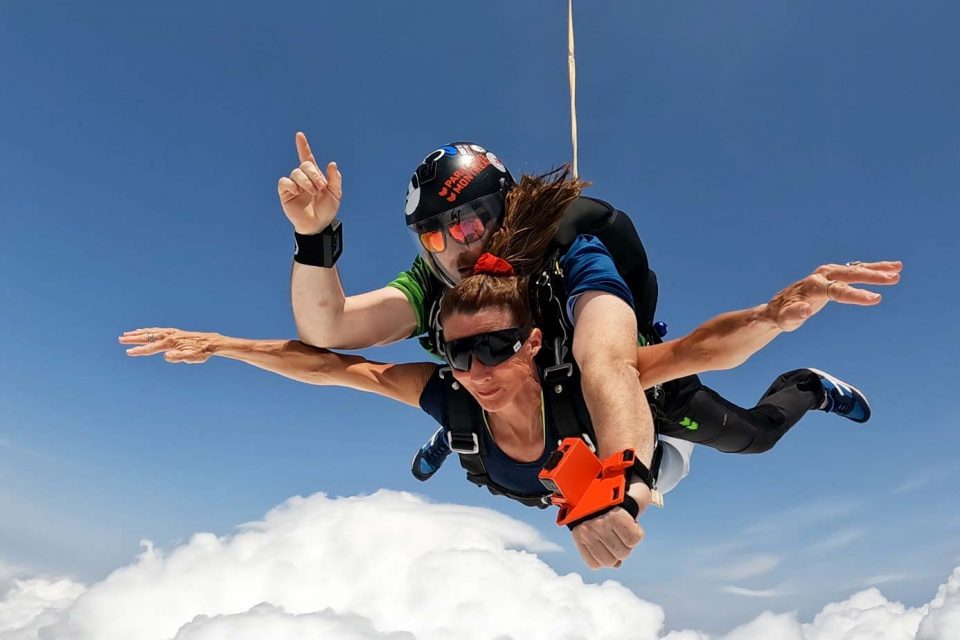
[627,457,656,490]
[294,220,342,268]
[566,495,640,531]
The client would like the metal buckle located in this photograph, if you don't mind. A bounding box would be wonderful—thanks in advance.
[447,431,480,455]
[543,363,573,383]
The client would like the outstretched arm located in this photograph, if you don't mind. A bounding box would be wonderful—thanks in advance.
[279,132,417,348]
[119,328,435,408]
[635,260,902,388]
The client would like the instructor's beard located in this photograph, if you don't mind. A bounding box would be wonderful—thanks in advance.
[434,243,488,284]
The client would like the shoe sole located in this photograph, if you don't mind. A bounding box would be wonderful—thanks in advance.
[411,451,435,482]
[806,367,872,423]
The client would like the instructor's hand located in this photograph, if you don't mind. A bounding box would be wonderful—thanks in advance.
[571,485,651,569]
[765,260,902,332]
[278,132,343,235]
[119,328,221,363]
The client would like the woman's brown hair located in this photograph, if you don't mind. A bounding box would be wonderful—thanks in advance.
[441,166,589,326]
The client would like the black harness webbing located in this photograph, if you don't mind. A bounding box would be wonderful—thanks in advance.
[439,367,552,508]
[432,202,667,507]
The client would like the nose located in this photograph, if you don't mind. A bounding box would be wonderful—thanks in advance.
[468,359,493,382]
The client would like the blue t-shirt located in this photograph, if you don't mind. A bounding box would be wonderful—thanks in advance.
[417,234,633,496]
[560,234,635,324]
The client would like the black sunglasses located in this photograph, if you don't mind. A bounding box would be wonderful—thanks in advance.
[444,326,532,372]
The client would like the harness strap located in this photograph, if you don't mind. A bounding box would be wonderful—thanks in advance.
[439,367,551,509]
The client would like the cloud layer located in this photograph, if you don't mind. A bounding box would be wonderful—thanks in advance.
[0,490,957,640]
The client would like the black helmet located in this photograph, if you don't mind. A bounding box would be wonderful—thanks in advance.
[404,143,515,286]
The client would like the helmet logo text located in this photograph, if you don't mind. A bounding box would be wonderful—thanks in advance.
[438,154,491,203]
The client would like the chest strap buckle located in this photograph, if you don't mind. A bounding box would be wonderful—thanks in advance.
[447,431,480,455]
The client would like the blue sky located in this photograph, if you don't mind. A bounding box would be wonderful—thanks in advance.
[0,0,957,634]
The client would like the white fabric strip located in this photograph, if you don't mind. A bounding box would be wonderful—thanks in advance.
[568,0,579,179]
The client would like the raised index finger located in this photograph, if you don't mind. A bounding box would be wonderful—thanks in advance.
[296,131,317,165]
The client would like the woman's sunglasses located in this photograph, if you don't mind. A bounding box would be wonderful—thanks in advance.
[444,326,532,372]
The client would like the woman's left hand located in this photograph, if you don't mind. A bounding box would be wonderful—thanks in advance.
[765,260,902,332]
[119,328,221,363]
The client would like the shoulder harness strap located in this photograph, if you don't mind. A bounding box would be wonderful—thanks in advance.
[438,367,551,508]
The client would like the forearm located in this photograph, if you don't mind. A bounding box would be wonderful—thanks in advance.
[579,359,656,465]
[213,335,344,385]
[675,303,782,373]
[573,293,656,465]
[290,262,348,347]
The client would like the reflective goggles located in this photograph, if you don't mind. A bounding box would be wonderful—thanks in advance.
[444,326,532,372]
[412,192,503,254]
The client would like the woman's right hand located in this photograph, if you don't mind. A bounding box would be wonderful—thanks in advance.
[277,131,343,235]
[119,328,221,364]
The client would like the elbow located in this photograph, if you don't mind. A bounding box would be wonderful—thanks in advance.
[295,321,342,349]
[575,337,643,386]
[579,353,642,385]
[284,341,334,385]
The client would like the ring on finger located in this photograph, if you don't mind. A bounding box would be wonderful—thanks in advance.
[147,333,157,342]
[826,280,843,301]
[845,260,863,267]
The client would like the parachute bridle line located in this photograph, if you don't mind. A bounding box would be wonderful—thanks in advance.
[568,0,579,179]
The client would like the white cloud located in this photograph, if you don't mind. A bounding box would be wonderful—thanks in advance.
[662,631,710,640]
[0,577,85,640]
[706,554,782,581]
[742,499,861,538]
[917,568,960,640]
[810,527,869,552]
[800,588,926,640]
[722,611,805,639]
[861,575,911,588]
[172,603,417,640]
[0,490,662,640]
[721,585,795,599]
[891,467,955,496]
[0,490,958,640]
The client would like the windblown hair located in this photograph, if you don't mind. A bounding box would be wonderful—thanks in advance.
[441,166,589,326]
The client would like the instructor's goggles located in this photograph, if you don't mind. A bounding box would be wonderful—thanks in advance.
[444,326,532,372]
[411,192,503,254]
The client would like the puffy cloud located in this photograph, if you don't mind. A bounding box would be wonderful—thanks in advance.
[0,577,86,640]
[714,587,927,640]
[801,588,926,640]
[917,568,960,640]
[0,490,662,640]
[723,611,805,640]
[172,603,416,640]
[0,490,958,640]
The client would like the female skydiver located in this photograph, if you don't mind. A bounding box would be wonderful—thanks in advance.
[122,170,900,570]
[277,135,901,484]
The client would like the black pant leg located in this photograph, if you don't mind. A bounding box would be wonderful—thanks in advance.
[654,369,823,454]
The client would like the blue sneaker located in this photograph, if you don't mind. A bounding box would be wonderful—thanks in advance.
[807,368,872,423]
[411,428,452,481]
